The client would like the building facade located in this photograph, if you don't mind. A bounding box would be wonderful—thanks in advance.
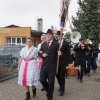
[0,25,43,47]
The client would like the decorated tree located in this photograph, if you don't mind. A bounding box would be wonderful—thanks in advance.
[72,0,100,41]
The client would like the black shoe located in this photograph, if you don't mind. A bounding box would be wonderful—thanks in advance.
[87,73,90,76]
[59,91,64,96]
[41,87,45,91]
[80,79,83,83]
[84,73,87,75]
[77,76,80,80]
[58,88,61,92]
[93,70,96,73]
[32,88,36,97]
[25,92,30,100]
[47,97,53,100]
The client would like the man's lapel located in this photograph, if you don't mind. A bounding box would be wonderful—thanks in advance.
[60,40,64,50]
[44,42,49,51]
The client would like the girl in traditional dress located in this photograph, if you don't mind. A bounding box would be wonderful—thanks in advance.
[18,37,40,100]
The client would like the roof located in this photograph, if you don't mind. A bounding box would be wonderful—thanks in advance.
[4,24,31,28]
[5,24,21,28]
[1,24,44,36]
[31,30,44,36]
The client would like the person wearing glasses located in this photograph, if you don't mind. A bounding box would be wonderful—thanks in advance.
[18,37,40,100]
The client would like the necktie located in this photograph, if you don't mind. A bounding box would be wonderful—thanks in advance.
[59,41,62,49]
[59,43,62,48]
[47,42,50,49]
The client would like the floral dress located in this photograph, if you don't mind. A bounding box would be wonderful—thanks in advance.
[18,46,40,86]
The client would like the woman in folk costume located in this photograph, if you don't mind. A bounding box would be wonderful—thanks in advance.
[18,37,40,100]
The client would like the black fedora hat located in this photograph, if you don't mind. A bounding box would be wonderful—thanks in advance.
[46,29,53,34]
[56,31,64,35]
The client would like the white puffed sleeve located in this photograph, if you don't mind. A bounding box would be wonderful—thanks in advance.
[34,48,38,58]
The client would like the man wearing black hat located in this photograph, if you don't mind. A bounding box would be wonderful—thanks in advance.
[39,29,59,100]
[56,31,72,96]
[74,38,88,83]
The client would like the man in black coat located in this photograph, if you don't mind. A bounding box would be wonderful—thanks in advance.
[84,39,93,76]
[74,38,88,83]
[56,31,72,96]
[39,29,59,100]
[91,40,99,73]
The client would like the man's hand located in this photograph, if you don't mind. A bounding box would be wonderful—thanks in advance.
[42,53,48,58]
[39,50,43,54]
[68,64,73,66]
[78,43,82,47]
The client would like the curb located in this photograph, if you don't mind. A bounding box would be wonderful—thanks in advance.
[0,74,18,82]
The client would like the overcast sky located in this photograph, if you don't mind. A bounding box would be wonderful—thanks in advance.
[0,0,78,32]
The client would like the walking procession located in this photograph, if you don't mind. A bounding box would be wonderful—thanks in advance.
[17,29,100,100]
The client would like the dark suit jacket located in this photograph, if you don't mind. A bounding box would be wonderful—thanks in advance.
[91,44,100,58]
[59,40,72,67]
[57,40,72,74]
[39,40,59,71]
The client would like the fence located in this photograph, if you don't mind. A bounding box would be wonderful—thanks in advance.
[0,45,24,81]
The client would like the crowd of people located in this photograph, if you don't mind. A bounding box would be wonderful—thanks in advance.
[70,38,100,82]
[17,29,100,100]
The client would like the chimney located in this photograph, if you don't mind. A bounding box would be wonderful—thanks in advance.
[37,18,43,32]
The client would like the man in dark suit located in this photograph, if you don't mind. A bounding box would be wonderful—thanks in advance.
[56,31,72,96]
[39,29,59,100]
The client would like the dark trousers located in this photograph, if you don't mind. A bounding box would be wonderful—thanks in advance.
[78,65,84,80]
[91,57,97,71]
[84,56,91,74]
[86,56,91,73]
[56,66,66,92]
[83,65,87,74]
[40,68,56,100]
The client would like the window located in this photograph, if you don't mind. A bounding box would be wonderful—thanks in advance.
[7,37,11,43]
[17,38,21,43]
[22,38,26,44]
[6,37,26,46]
[12,38,16,43]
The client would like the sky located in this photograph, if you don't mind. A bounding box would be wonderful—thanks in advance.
[0,0,78,32]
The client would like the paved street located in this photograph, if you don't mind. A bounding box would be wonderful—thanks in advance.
[0,63,100,100]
